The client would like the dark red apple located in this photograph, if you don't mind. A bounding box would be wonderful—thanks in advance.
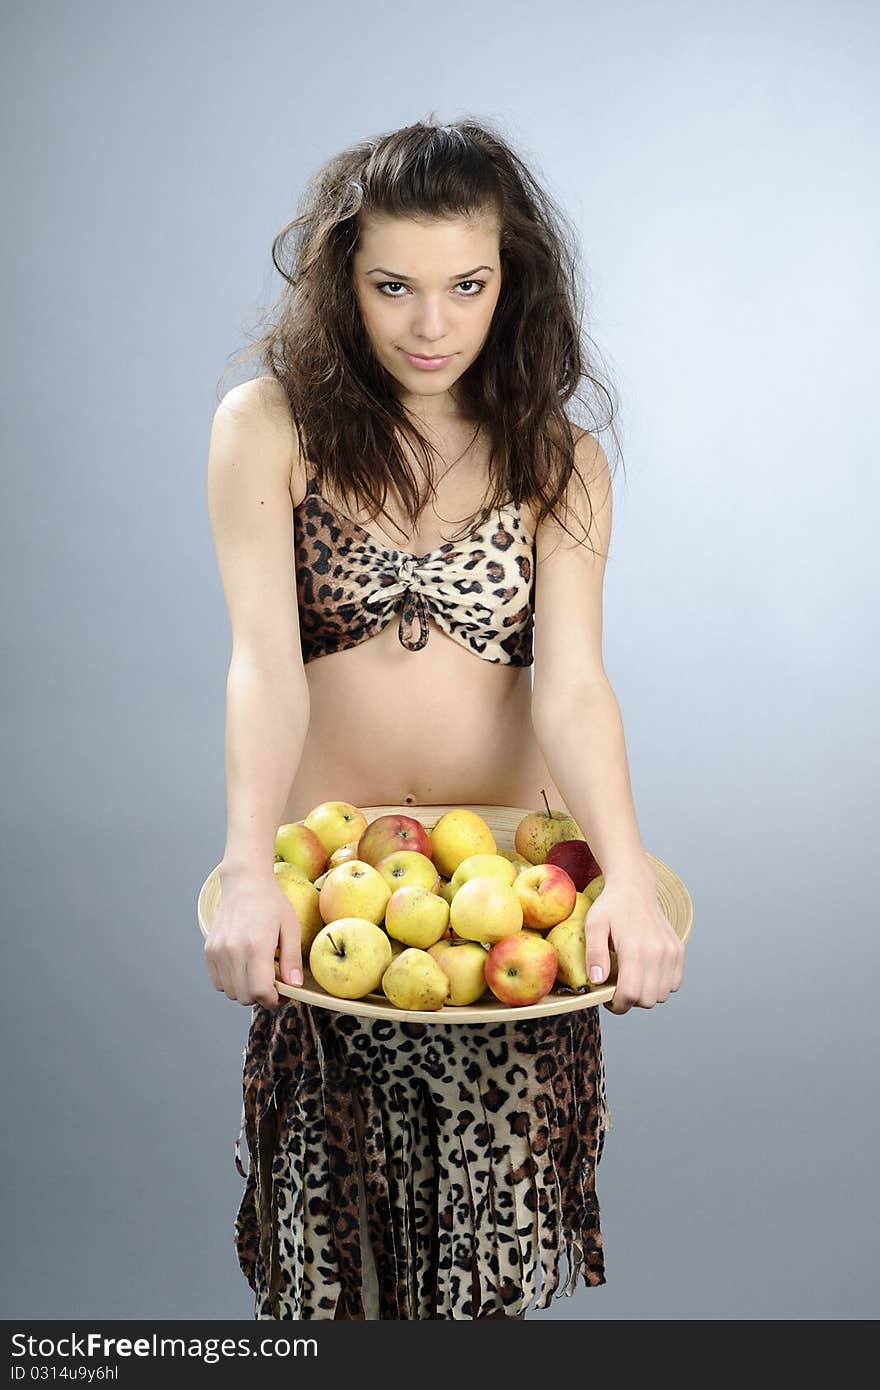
[545,839,601,892]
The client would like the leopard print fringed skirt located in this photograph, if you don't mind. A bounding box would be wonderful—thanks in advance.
[233,1000,611,1320]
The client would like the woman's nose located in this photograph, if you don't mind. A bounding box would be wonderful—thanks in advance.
[409,299,449,340]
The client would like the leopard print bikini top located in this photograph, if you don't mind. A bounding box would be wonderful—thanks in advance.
[293,472,536,666]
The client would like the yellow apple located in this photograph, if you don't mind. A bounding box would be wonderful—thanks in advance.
[513,806,583,865]
[274,822,328,881]
[381,948,448,1011]
[484,932,559,1006]
[513,863,578,931]
[303,801,369,858]
[546,916,588,989]
[428,940,490,1005]
[309,918,393,998]
[385,884,450,948]
[449,853,517,894]
[438,878,456,905]
[318,859,391,926]
[374,849,441,896]
[273,864,324,959]
[449,875,523,944]
[429,809,496,879]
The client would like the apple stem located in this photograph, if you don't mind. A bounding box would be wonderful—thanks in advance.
[541,787,552,818]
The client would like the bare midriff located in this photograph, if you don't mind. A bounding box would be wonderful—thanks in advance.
[282,411,570,823]
[283,619,569,821]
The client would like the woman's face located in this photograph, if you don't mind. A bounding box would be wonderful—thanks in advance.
[352,211,502,421]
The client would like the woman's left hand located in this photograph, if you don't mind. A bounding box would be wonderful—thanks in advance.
[584,870,686,1013]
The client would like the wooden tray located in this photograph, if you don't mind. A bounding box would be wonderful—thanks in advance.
[197,803,693,1023]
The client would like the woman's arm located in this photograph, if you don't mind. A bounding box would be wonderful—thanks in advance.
[532,676,653,886]
[208,377,310,875]
[531,432,685,1013]
[205,378,311,1002]
[221,659,309,877]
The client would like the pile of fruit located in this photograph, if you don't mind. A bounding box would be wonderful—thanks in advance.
[267,794,611,1011]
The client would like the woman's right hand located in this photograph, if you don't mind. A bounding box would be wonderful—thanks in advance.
[204,867,304,1008]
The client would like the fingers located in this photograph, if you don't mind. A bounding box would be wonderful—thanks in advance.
[584,915,612,986]
[236,916,305,1009]
[652,932,686,1002]
[203,937,223,994]
[205,937,283,1009]
[671,937,686,993]
[244,953,285,1010]
[603,930,685,1014]
[203,876,305,1009]
[204,936,237,1000]
[604,980,635,1015]
[278,919,304,989]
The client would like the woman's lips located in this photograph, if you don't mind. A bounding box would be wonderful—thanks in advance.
[402,350,454,370]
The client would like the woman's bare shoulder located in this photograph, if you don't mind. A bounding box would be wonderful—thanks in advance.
[216,375,304,501]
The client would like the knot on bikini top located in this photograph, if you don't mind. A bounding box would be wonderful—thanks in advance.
[363,554,433,651]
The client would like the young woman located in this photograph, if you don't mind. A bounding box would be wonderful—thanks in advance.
[205,117,685,1321]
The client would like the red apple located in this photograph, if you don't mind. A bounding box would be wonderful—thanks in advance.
[512,862,577,930]
[545,839,601,892]
[274,822,328,881]
[484,932,559,1006]
[357,814,433,866]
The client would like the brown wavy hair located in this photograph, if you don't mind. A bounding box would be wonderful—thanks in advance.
[217,112,623,551]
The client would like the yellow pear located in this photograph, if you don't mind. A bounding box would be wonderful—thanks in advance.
[584,874,605,903]
[568,891,591,921]
[381,948,448,1011]
[546,916,588,989]
[328,840,362,867]
[428,940,490,1005]
[498,850,532,871]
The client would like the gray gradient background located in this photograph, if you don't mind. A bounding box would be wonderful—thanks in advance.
[2,0,877,1321]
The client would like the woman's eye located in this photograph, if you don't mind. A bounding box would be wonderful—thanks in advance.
[376,280,486,298]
